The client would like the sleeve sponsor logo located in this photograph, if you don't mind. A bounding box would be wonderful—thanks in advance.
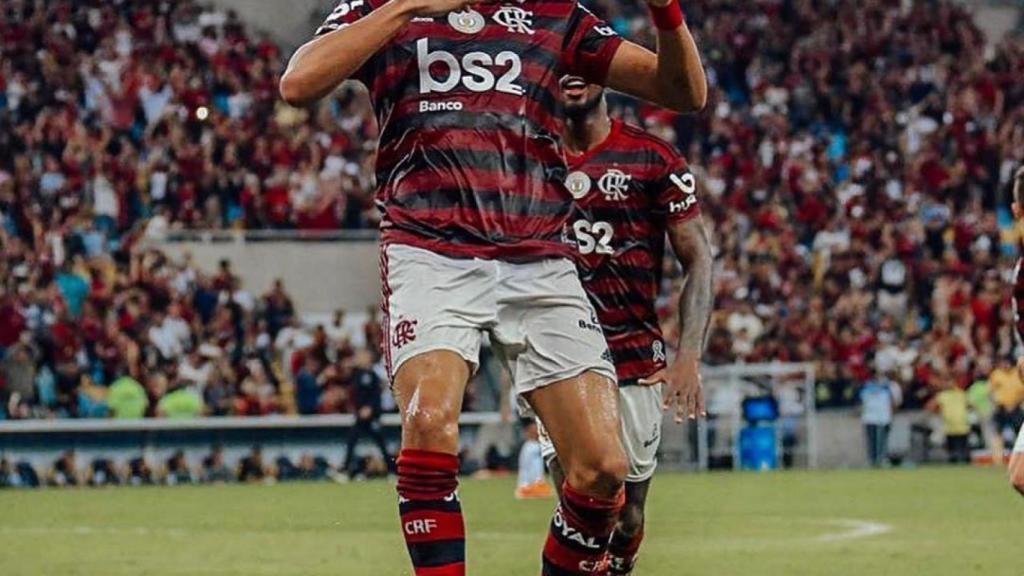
[668,171,698,214]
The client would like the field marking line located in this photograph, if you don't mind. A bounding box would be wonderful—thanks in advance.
[0,517,892,548]
[815,518,893,543]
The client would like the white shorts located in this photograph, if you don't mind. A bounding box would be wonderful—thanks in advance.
[381,244,616,405]
[539,384,663,483]
[1015,424,1024,454]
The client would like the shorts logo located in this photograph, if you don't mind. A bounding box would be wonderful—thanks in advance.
[643,422,660,449]
[392,318,419,349]
[598,169,632,202]
[493,6,534,34]
[565,171,592,199]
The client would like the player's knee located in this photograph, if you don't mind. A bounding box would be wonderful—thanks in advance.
[616,502,645,540]
[402,407,460,452]
[568,451,628,496]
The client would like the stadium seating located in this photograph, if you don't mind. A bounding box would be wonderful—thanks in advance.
[1,0,1023,432]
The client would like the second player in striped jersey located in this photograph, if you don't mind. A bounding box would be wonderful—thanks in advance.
[541,75,713,576]
[1009,166,1024,497]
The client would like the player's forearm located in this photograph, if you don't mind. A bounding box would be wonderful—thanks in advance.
[280,0,415,106]
[676,252,713,356]
[606,6,707,113]
[652,22,707,113]
[670,219,714,356]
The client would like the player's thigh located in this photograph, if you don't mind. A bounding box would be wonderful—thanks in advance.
[382,244,493,453]
[393,350,472,453]
[618,384,664,483]
[525,371,626,490]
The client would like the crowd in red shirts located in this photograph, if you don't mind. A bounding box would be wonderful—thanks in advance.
[2,0,1024,421]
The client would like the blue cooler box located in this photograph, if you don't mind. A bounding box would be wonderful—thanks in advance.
[739,425,778,471]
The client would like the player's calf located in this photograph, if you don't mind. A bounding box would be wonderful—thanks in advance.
[397,450,466,576]
[609,499,646,575]
[392,352,472,575]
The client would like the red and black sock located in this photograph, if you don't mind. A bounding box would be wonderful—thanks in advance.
[542,482,624,575]
[397,449,465,576]
[608,528,644,575]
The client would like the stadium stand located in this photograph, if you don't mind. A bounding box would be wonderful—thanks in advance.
[1,0,1024,482]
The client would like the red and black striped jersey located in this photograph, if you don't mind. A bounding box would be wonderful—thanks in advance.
[315,0,623,261]
[566,120,701,382]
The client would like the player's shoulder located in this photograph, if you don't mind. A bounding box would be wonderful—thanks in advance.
[614,121,686,167]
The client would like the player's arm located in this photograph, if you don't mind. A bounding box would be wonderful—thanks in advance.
[280,0,473,106]
[638,162,712,420]
[605,1,707,113]
[662,214,713,421]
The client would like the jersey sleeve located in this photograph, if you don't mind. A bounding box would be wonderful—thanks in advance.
[315,0,375,36]
[653,153,702,223]
[562,3,624,84]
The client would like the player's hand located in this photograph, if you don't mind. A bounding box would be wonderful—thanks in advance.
[402,0,479,18]
[661,351,705,423]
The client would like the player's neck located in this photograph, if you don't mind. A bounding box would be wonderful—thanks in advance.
[565,114,612,156]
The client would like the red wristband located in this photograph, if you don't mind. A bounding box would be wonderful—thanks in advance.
[649,1,684,30]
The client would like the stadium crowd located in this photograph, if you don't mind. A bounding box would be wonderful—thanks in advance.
[0,444,390,488]
[1,0,1023,448]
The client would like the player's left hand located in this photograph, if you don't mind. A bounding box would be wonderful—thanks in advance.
[641,352,705,423]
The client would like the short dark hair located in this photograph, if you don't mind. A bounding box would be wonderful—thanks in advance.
[1015,166,1024,205]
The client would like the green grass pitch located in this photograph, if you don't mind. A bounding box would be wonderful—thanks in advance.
[0,467,1017,575]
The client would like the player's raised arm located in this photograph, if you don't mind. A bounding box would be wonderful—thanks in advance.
[606,0,707,113]
[280,0,474,106]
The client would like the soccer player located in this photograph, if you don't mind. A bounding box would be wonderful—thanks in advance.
[280,0,707,574]
[1010,166,1024,497]
[541,75,713,575]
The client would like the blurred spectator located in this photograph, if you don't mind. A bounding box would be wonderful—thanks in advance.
[990,356,1024,445]
[88,458,120,487]
[157,380,204,419]
[107,375,149,419]
[202,446,234,484]
[859,373,902,467]
[165,451,193,485]
[238,445,271,483]
[928,379,972,464]
[128,456,156,486]
[48,450,81,487]
[343,350,391,478]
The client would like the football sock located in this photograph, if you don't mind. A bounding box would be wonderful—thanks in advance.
[542,482,624,575]
[608,527,644,575]
[397,449,465,576]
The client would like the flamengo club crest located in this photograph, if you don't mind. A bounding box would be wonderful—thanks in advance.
[448,9,485,34]
[598,169,632,202]
[492,6,535,34]
[565,171,592,199]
